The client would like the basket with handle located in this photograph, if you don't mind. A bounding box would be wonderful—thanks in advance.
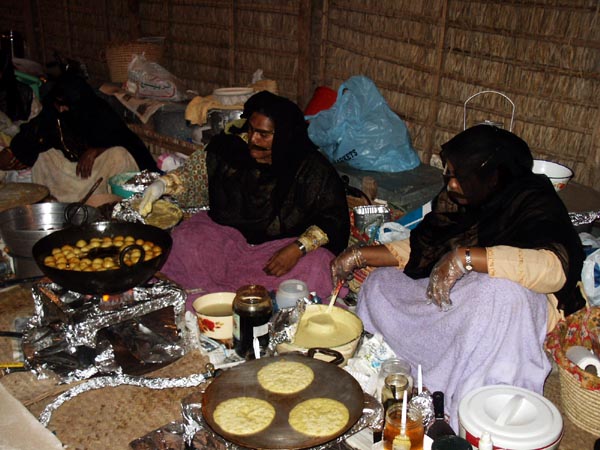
[105,39,165,83]
[544,306,600,435]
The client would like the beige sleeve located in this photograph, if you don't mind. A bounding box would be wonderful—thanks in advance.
[384,239,411,269]
[486,245,566,293]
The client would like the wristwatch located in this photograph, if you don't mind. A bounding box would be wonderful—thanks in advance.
[294,240,307,256]
[464,248,473,272]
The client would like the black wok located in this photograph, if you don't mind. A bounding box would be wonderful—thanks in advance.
[32,221,173,295]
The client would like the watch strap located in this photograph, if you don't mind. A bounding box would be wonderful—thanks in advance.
[464,248,473,271]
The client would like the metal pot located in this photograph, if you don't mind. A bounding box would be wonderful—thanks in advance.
[276,304,364,366]
[32,221,172,294]
[0,202,102,278]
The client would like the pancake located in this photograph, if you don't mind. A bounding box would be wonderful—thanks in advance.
[257,360,314,394]
[213,397,275,436]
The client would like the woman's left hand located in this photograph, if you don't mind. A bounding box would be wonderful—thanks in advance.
[263,243,303,277]
[426,249,466,310]
[76,147,101,178]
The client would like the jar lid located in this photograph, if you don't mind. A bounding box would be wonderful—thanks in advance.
[458,385,563,449]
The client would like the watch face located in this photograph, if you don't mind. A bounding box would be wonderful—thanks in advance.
[466,264,473,271]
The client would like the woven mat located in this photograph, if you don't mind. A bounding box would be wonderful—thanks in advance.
[2,286,598,448]
[0,285,209,450]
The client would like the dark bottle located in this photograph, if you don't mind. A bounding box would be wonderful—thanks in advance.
[232,284,272,358]
[426,391,456,439]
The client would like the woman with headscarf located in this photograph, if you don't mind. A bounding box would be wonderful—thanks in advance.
[330,124,586,429]
[1,73,158,201]
[139,90,350,308]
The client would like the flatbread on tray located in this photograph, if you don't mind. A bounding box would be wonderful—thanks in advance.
[213,397,276,436]
[288,398,350,437]
[257,360,315,394]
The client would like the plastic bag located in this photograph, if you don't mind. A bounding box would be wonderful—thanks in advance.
[306,75,420,172]
[126,54,188,101]
[582,247,600,307]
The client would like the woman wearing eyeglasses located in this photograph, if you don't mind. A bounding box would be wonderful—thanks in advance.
[139,90,350,308]
[331,124,585,430]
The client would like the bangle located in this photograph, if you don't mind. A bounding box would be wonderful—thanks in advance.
[295,240,307,256]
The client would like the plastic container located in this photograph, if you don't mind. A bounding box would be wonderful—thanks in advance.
[276,279,309,309]
[458,385,563,450]
[108,172,140,198]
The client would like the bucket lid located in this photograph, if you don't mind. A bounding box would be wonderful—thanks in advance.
[458,385,563,449]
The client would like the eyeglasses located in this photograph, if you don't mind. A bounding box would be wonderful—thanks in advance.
[247,123,275,140]
[442,152,496,182]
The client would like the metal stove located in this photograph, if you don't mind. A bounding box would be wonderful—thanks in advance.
[23,277,187,381]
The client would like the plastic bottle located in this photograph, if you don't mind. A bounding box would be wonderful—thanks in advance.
[426,391,456,439]
[478,431,493,450]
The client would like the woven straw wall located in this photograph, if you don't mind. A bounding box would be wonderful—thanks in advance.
[3,0,599,189]
[316,0,600,190]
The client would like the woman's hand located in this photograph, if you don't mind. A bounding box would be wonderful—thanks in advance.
[263,243,303,277]
[330,246,367,287]
[76,147,104,178]
[426,248,466,311]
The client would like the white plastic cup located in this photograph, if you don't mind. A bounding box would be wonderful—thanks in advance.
[276,279,309,309]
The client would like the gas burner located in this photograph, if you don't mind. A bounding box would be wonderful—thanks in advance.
[99,290,135,311]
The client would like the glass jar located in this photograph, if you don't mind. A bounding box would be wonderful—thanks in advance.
[383,403,424,450]
[382,373,409,414]
[232,284,272,358]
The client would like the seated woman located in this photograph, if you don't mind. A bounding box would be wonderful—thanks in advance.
[0,73,158,202]
[331,124,586,429]
[138,91,350,309]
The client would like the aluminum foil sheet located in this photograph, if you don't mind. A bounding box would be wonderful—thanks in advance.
[39,371,211,427]
[119,170,161,194]
[409,390,434,429]
[22,279,188,382]
[173,390,383,450]
[570,210,600,226]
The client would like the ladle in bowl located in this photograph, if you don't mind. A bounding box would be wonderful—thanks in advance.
[306,280,343,333]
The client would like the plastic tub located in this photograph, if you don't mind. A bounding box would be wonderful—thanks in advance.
[458,385,563,450]
[108,172,140,198]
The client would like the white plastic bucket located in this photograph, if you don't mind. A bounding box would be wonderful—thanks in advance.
[458,385,563,450]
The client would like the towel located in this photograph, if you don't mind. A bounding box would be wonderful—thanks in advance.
[161,211,335,311]
[357,268,551,430]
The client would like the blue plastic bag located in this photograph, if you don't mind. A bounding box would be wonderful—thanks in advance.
[306,76,420,172]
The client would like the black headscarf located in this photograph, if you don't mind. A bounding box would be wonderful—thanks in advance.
[206,91,350,253]
[238,90,318,207]
[404,125,585,316]
[10,73,158,171]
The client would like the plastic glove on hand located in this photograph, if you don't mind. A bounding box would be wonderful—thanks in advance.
[426,249,466,311]
[330,246,367,287]
[139,179,166,217]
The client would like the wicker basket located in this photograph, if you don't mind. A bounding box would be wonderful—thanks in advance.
[105,41,165,83]
[545,306,600,435]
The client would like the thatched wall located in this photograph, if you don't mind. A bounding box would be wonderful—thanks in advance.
[1,0,599,189]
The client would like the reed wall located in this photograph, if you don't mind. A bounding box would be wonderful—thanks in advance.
[1,0,599,189]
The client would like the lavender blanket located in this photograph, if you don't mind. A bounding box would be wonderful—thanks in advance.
[161,211,336,311]
[357,268,551,430]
